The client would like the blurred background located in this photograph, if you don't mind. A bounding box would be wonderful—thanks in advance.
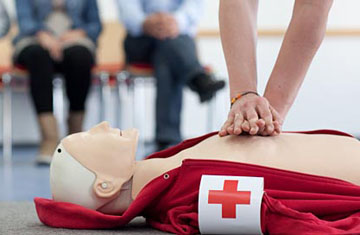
[0,0,360,201]
[0,0,359,146]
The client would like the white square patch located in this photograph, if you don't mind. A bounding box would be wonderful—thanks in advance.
[198,175,264,234]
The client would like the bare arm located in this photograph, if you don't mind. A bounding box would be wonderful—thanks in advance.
[219,0,281,136]
[264,0,333,119]
[219,0,258,98]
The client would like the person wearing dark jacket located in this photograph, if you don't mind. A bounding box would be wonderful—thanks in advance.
[117,0,225,151]
[14,0,102,165]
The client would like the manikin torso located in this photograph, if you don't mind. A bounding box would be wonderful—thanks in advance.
[133,133,360,198]
[51,122,360,215]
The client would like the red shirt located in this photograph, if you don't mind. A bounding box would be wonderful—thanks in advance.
[35,130,360,234]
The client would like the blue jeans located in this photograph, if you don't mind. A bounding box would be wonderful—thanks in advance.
[124,35,204,145]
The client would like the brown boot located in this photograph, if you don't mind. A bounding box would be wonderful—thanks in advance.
[67,111,85,135]
[36,113,59,165]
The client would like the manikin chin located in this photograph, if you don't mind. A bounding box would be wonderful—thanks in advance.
[50,121,138,215]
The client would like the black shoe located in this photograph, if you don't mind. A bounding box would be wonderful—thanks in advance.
[188,73,225,103]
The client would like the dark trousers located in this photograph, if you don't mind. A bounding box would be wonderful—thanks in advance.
[124,35,204,144]
[16,45,94,114]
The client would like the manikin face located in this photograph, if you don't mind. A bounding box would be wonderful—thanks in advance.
[50,122,138,212]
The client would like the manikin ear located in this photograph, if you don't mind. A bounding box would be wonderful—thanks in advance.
[93,174,133,199]
[92,136,137,199]
[93,168,135,199]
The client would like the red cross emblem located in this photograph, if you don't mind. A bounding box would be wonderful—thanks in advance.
[208,180,251,219]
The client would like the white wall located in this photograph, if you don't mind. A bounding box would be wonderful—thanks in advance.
[97,0,360,29]
[3,0,360,146]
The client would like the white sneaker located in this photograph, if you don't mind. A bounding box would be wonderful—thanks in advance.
[35,154,53,166]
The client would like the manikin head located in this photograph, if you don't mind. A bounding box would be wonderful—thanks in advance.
[50,122,139,214]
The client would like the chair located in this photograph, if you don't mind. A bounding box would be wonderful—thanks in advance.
[93,63,123,122]
[0,63,123,164]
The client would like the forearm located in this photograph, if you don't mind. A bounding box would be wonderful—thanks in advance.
[264,0,333,119]
[219,0,258,98]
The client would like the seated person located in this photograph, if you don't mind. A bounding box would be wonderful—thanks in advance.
[0,0,9,38]
[13,0,102,165]
[36,122,360,234]
[117,0,225,150]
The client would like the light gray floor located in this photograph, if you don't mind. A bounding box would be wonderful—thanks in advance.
[0,202,167,235]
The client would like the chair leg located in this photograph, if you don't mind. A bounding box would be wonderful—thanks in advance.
[99,72,112,122]
[2,73,12,164]
[53,75,65,123]
[133,77,147,159]
[116,71,130,128]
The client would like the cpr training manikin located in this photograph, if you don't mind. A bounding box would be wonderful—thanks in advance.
[34,122,360,234]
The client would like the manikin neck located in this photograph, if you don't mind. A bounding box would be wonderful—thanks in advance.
[97,159,157,215]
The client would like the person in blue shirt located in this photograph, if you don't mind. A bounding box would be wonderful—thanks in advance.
[13,0,102,165]
[0,0,9,38]
[117,0,225,151]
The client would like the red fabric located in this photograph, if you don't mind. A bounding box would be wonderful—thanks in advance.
[34,129,360,234]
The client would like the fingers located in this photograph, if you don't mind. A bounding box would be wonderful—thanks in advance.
[219,114,235,137]
[270,106,282,124]
[50,49,61,61]
[256,119,266,134]
[256,99,277,135]
[241,120,250,133]
[272,121,282,136]
[51,45,62,61]
[227,124,235,135]
[270,106,283,135]
[220,95,284,137]
[233,113,244,135]
[246,109,259,135]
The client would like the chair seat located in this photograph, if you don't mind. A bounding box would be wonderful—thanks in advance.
[0,66,12,74]
[127,63,154,76]
[93,63,124,86]
[127,63,214,77]
[93,63,123,76]
[10,63,124,87]
[12,64,29,77]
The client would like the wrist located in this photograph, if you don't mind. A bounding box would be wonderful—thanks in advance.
[231,91,259,107]
[263,96,288,121]
[230,85,257,98]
